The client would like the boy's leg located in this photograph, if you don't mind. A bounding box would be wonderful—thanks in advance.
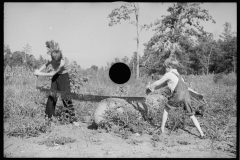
[45,75,58,119]
[57,73,77,123]
[62,99,77,122]
[184,100,205,137]
[161,95,180,133]
[161,107,168,133]
[189,115,205,137]
[46,96,58,119]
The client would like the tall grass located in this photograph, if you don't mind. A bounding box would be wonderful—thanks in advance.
[4,64,236,154]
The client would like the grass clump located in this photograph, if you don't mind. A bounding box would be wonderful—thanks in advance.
[38,136,76,147]
[4,64,236,155]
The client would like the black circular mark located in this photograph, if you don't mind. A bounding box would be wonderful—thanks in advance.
[109,62,131,84]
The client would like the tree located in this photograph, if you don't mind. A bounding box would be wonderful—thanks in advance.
[142,3,216,74]
[4,45,11,57]
[4,45,12,68]
[38,55,48,68]
[108,2,140,79]
[114,58,120,63]
[128,51,145,77]
[106,62,111,70]
[219,22,237,73]
[91,65,98,71]
[122,56,129,64]
[64,57,70,66]
[195,33,217,74]
[22,44,32,63]
[8,51,25,67]
[220,22,235,40]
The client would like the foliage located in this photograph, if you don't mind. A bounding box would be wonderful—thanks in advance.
[108,2,141,79]
[4,61,236,158]
[142,2,218,75]
[22,44,32,63]
[108,3,137,27]
[91,65,98,71]
[3,3,237,155]
[68,61,84,94]
[4,49,46,71]
[101,104,151,139]
[214,72,237,86]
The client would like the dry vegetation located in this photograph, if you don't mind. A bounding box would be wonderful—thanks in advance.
[4,65,237,156]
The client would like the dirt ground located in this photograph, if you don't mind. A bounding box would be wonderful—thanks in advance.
[4,120,236,158]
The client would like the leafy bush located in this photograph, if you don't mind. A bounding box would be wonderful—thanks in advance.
[5,116,49,138]
[4,66,51,137]
[166,107,187,132]
[4,61,236,155]
[101,102,152,139]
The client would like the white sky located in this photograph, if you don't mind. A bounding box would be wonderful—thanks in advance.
[4,2,237,69]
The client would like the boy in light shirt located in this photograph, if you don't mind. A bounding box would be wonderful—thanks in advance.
[34,40,78,125]
[146,57,205,138]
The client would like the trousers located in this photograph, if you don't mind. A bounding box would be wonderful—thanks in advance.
[45,73,76,121]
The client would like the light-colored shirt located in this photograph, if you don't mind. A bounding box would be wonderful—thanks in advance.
[148,69,184,93]
[148,69,202,95]
[46,59,69,74]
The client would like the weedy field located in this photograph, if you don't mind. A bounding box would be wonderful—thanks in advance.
[4,65,237,158]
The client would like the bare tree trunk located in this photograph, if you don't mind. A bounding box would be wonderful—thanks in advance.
[206,46,213,75]
[133,62,135,78]
[233,57,236,73]
[232,50,236,73]
[134,3,139,79]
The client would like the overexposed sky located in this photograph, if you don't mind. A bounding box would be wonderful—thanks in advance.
[4,2,237,69]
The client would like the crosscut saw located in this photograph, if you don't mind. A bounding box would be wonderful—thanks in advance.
[36,86,146,103]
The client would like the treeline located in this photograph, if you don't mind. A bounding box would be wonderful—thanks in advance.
[108,22,236,77]
[140,22,237,76]
[108,3,237,76]
[4,3,237,77]
[4,48,45,71]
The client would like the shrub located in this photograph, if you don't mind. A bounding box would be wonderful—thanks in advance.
[5,115,49,138]
[166,107,187,132]
[213,72,224,84]
[4,61,236,155]
[219,72,237,86]
[213,72,236,86]
[101,101,152,138]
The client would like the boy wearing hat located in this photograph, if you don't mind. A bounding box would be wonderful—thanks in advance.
[146,57,205,138]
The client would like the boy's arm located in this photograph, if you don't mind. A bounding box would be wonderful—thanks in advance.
[188,87,202,95]
[48,59,65,76]
[147,73,169,92]
[181,76,203,95]
[35,60,65,77]
[38,60,50,72]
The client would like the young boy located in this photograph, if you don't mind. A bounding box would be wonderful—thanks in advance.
[34,40,77,124]
[146,57,205,138]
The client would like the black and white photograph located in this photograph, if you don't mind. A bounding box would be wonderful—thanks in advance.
[4,2,237,158]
